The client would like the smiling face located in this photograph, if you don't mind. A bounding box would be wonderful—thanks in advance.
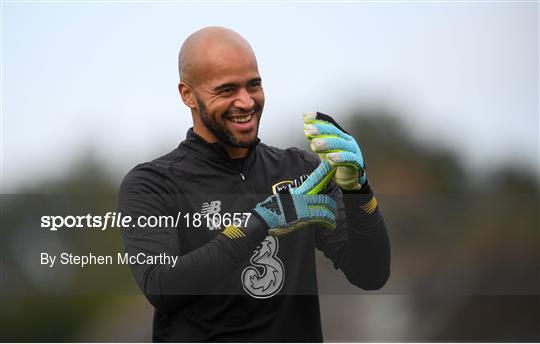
[178,27,265,157]
[192,50,264,148]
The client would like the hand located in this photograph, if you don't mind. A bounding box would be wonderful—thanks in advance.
[303,112,367,191]
[252,161,337,236]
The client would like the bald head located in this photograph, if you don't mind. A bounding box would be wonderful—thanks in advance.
[178,26,257,86]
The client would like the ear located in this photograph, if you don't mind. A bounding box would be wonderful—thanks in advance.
[179,81,196,109]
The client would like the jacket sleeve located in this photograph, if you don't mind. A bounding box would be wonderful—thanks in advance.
[315,178,391,290]
[118,165,267,314]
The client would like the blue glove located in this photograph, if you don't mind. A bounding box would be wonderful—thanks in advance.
[253,161,337,236]
[303,112,367,191]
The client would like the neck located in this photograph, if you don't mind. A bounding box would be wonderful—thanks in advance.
[224,146,249,159]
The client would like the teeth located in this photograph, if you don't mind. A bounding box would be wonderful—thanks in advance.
[230,114,252,123]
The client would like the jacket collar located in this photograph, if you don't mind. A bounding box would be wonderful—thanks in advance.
[180,128,261,173]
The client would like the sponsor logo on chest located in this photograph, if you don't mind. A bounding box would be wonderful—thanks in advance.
[271,174,309,194]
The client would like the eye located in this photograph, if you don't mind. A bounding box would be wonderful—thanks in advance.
[249,81,262,89]
[220,87,235,96]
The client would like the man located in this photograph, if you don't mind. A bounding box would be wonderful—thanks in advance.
[118,26,390,342]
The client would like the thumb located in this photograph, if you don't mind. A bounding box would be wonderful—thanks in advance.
[292,160,336,195]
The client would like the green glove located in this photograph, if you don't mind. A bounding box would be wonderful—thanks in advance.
[252,160,337,236]
[303,112,367,191]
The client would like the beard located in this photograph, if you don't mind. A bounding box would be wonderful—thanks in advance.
[195,95,261,148]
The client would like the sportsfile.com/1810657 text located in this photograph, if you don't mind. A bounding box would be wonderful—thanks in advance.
[40,212,252,231]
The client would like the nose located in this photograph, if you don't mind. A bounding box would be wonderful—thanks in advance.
[233,88,255,111]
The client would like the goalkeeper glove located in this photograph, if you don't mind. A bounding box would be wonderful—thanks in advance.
[303,112,367,191]
[252,160,337,236]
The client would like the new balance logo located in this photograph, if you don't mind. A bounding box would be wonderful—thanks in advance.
[201,200,222,230]
[201,200,221,215]
[260,197,281,215]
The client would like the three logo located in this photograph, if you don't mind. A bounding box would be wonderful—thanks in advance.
[241,236,284,298]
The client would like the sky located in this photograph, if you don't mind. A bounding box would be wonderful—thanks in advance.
[1,1,538,192]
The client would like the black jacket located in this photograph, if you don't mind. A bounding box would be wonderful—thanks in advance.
[118,129,390,342]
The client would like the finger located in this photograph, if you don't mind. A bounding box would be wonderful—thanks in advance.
[327,151,364,170]
[307,216,336,230]
[291,160,336,195]
[310,137,358,155]
[307,206,335,220]
[309,207,336,224]
[269,222,309,237]
[303,112,349,134]
[304,122,351,141]
[305,194,337,212]
[335,167,361,190]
